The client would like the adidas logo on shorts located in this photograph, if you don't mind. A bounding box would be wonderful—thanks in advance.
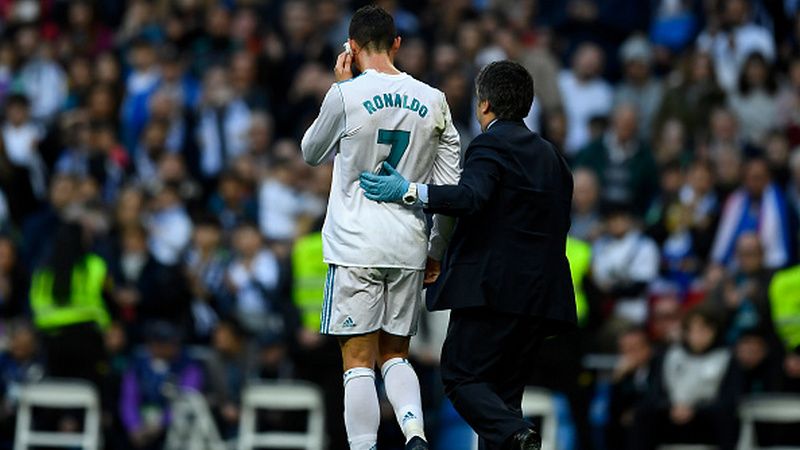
[402,411,416,424]
[342,316,356,328]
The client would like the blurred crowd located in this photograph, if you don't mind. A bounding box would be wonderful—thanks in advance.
[0,0,798,449]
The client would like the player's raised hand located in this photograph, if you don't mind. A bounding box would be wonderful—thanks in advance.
[334,51,353,82]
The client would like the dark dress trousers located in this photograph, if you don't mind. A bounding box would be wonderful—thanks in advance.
[425,119,576,449]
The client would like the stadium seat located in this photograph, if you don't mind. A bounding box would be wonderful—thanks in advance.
[13,379,101,450]
[737,394,800,450]
[521,387,559,450]
[470,387,559,450]
[237,380,325,450]
[165,388,228,450]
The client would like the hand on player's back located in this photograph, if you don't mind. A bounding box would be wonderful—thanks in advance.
[335,51,353,82]
[359,162,409,202]
[424,257,441,286]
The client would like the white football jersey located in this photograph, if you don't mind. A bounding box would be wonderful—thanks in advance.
[301,69,461,269]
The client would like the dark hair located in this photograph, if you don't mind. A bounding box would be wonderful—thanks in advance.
[219,169,245,185]
[6,93,30,109]
[193,212,222,229]
[737,52,777,95]
[475,61,534,121]
[216,317,247,339]
[683,305,722,334]
[47,222,88,306]
[349,5,396,52]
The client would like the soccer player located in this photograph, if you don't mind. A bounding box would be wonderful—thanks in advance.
[300,6,460,450]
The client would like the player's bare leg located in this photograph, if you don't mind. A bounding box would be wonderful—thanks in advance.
[379,332,428,448]
[340,333,380,450]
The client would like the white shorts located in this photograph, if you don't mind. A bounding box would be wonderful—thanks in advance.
[320,264,424,337]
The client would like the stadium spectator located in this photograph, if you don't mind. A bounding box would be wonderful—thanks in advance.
[697,0,775,92]
[0,236,28,321]
[121,39,161,153]
[654,51,726,141]
[133,119,170,184]
[226,222,286,337]
[764,130,792,189]
[575,103,659,215]
[206,319,256,439]
[614,35,663,141]
[519,28,563,129]
[559,42,613,154]
[708,233,774,344]
[712,143,745,201]
[207,171,258,235]
[1,94,46,201]
[194,66,252,184]
[710,157,792,269]
[706,107,759,158]
[184,215,230,341]
[257,143,324,242]
[734,329,783,394]
[591,203,660,332]
[14,26,67,124]
[570,168,602,242]
[120,320,202,450]
[648,0,699,53]
[231,51,269,111]
[630,307,740,450]
[0,320,43,446]
[21,173,78,268]
[677,161,720,261]
[728,53,779,145]
[110,224,186,339]
[645,162,685,247]
[146,183,192,267]
[64,0,114,58]
[788,150,800,215]
[157,48,200,113]
[245,111,275,163]
[777,56,800,147]
[607,327,655,450]
[648,291,684,346]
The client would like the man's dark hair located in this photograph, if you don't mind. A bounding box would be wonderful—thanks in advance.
[475,61,534,121]
[349,5,396,52]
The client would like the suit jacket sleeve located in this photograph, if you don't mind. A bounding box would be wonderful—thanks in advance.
[425,135,504,217]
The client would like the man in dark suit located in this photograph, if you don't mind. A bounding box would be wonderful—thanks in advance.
[359,61,576,450]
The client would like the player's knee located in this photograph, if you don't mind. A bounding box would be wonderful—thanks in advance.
[378,333,410,366]
[340,338,379,370]
[378,349,409,367]
[343,354,375,371]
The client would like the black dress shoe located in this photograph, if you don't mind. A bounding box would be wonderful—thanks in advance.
[508,428,541,450]
[405,436,429,450]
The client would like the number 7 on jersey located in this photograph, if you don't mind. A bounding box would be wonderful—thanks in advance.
[377,129,410,175]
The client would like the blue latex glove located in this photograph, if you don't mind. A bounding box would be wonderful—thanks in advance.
[359,162,409,202]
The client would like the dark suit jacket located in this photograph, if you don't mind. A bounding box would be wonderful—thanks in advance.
[426,120,576,332]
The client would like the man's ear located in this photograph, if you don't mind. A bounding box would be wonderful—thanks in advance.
[390,36,401,57]
[479,99,491,115]
[348,38,359,54]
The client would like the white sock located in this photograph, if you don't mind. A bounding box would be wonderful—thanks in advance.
[381,357,426,443]
[343,367,379,450]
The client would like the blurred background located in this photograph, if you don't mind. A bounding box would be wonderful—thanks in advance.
[0,0,799,449]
